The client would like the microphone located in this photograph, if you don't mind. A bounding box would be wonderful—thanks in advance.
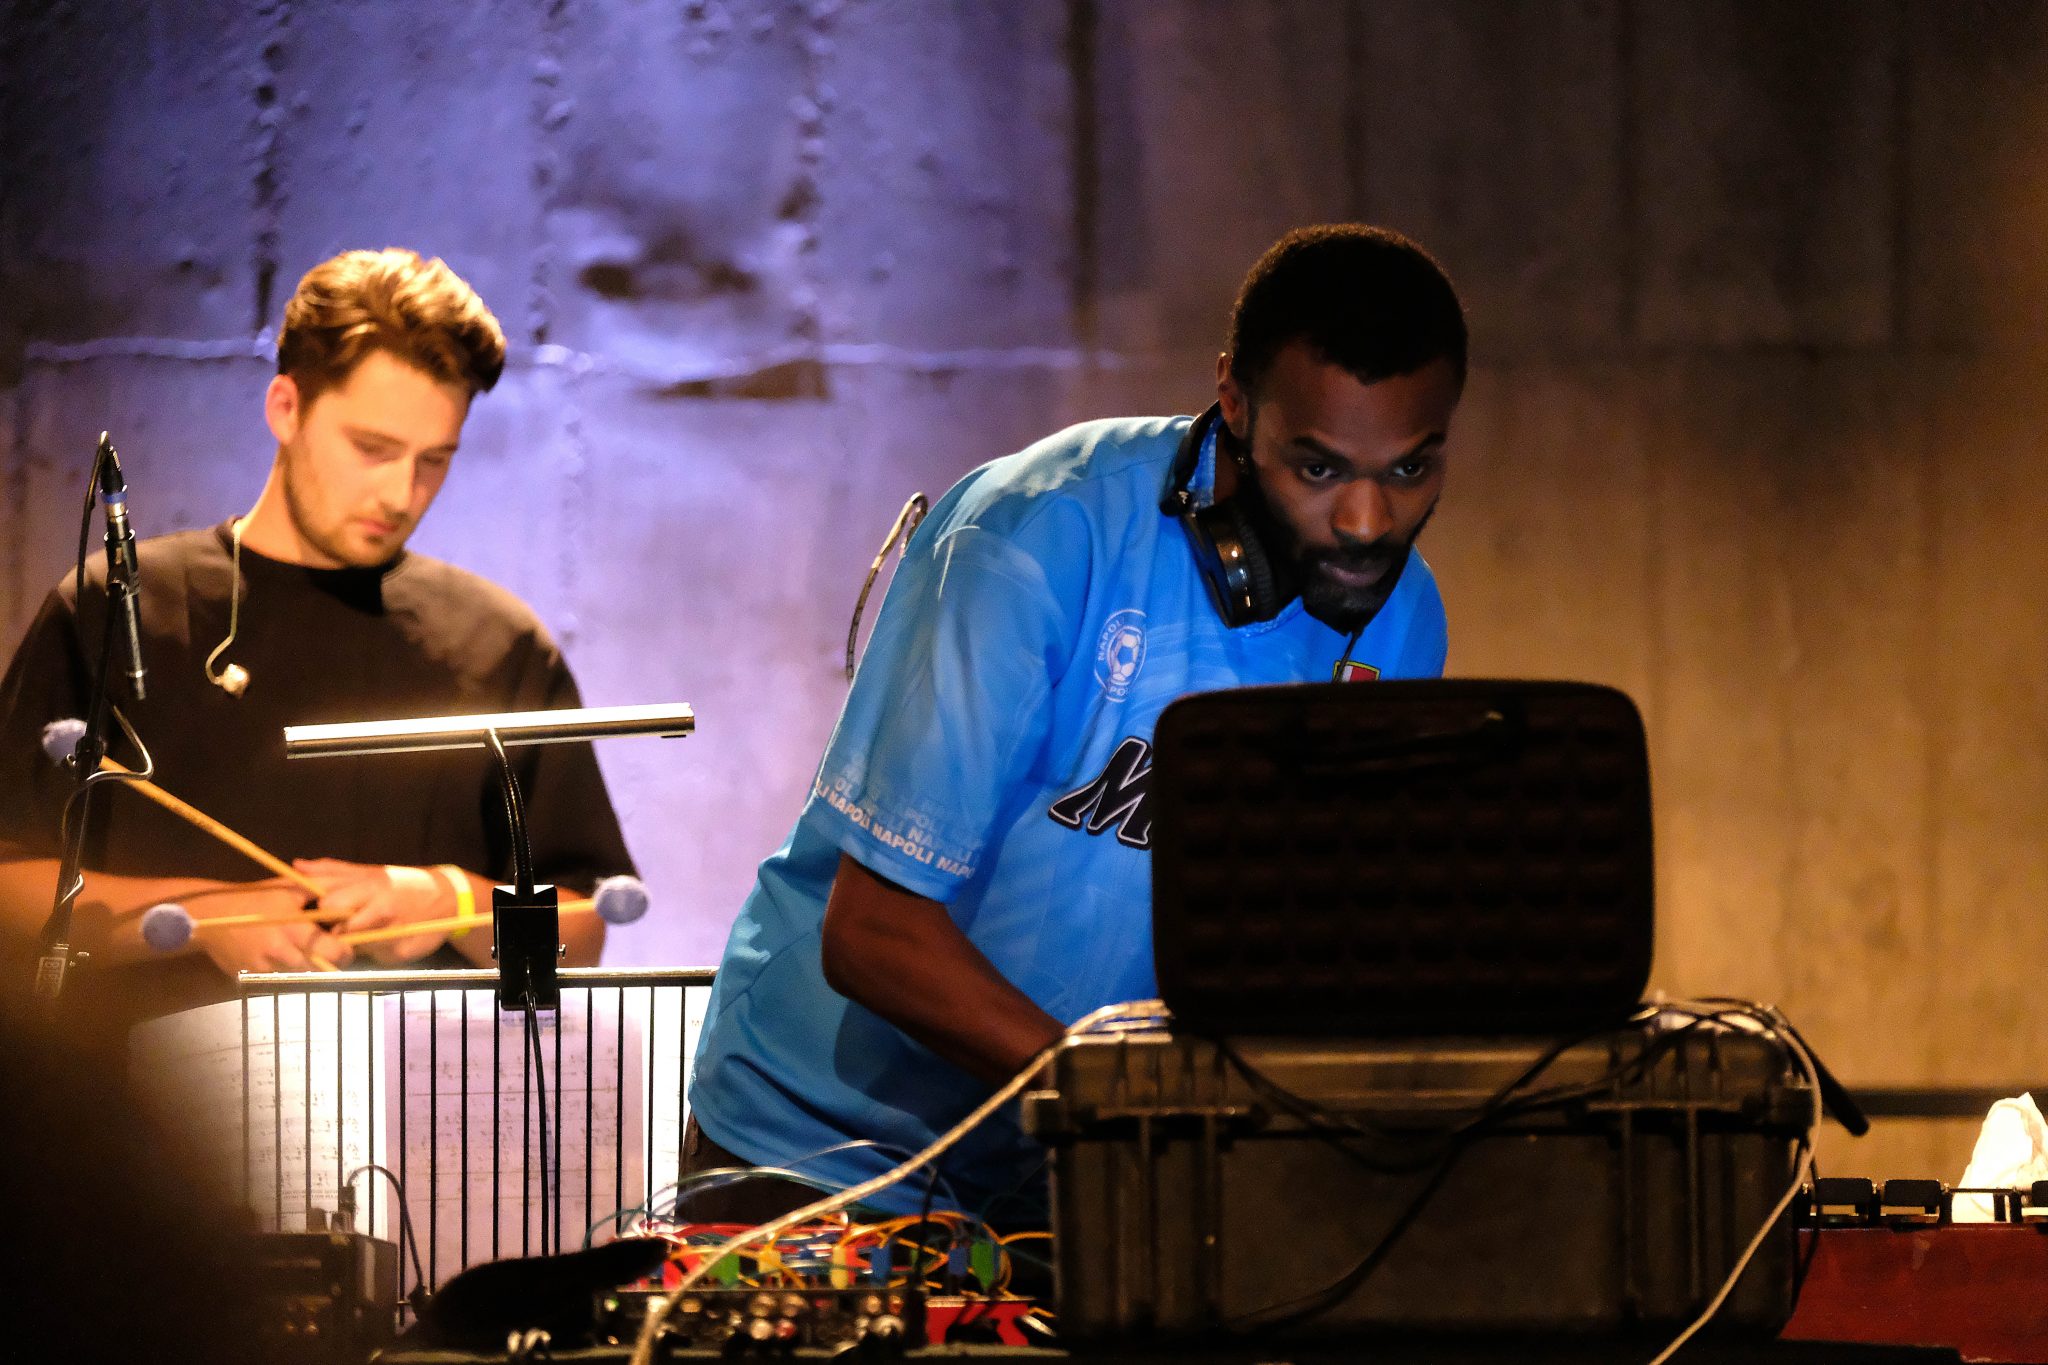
[141,902,194,953]
[40,717,88,768]
[592,874,650,926]
[97,435,147,701]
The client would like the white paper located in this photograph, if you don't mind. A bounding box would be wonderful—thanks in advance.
[1955,1092,2048,1222]
[128,978,708,1288]
[130,994,393,1237]
[385,988,645,1277]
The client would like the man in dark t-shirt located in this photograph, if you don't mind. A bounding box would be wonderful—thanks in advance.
[0,248,634,1025]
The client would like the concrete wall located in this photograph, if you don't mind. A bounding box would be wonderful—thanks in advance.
[6,0,2047,1181]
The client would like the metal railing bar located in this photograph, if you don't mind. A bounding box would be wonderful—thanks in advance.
[238,966,716,994]
[554,998,565,1250]
[492,992,501,1264]
[461,988,471,1270]
[645,984,656,1221]
[302,995,312,1225]
[334,992,346,1228]
[398,994,409,1254]
[583,989,594,1246]
[521,1005,533,1257]
[613,986,625,1231]
[239,995,251,1221]
[429,989,440,1290]
[271,994,282,1229]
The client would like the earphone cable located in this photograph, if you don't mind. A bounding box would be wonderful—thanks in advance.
[1331,624,1365,681]
[844,492,929,681]
[202,515,248,689]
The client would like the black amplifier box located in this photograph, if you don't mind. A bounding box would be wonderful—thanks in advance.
[249,1230,399,1363]
[1023,1024,1807,1343]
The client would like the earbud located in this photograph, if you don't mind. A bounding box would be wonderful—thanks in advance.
[206,514,255,697]
[41,717,88,766]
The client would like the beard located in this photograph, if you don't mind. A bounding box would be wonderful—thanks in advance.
[279,438,409,568]
[1221,419,1437,633]
[1293,499,1435,632]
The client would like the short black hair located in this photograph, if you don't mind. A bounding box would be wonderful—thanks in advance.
[1226,224,1466,398]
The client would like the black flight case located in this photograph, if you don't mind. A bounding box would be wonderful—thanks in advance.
[1024,1023,1810,1343]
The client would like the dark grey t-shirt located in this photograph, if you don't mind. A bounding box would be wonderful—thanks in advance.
[0,522,635,1023]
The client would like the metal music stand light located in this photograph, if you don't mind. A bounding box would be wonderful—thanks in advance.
[283,702,693,1012]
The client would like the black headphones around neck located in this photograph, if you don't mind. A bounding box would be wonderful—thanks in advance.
[1159,403,1297,627]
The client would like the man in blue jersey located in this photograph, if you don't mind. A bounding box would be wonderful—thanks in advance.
[686,225,1466,1220]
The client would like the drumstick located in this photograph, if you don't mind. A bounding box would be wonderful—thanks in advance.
[97,755,326,898]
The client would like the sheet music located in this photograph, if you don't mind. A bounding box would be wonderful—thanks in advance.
[387,989,645,1277]
[129,994,393,1237]
[128,977,708,1288]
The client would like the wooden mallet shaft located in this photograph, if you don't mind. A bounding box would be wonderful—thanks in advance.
[185,906,350,932]
[100,756,324,897]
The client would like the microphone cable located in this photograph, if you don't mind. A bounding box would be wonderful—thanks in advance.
[525,1002,553,1258]
[1330,623,1365,681]
[345,1163,430,1316]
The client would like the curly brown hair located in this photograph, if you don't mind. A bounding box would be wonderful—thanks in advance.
[276,248,506,404]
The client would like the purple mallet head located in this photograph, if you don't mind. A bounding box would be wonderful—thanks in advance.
[593,875,650,926]
[141,902,195,953]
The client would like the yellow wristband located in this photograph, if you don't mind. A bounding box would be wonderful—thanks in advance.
[434,865,477,938]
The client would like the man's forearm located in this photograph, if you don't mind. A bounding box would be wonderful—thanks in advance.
[0,857,257,965]
[821,854,1064,1086]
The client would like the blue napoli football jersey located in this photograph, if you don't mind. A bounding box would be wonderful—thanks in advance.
[689,413,1447,1211]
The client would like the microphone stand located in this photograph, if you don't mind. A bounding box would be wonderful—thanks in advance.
[35,435,141,1001]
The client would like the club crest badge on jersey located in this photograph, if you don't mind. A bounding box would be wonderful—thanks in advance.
[1094,609,1147,700]
[1333,659,1380,683]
